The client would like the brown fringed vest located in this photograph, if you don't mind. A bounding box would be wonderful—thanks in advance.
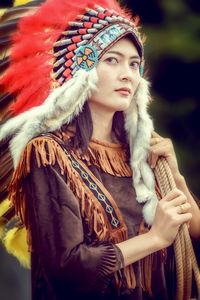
[8,130,166,296]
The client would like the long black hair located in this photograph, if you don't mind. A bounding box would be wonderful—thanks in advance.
[62,102,127,154]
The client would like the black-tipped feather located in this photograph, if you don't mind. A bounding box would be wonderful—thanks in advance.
[0,57,10,73]
[0,206,15,225]
[0,36,11,47]
[0,147,13,203]
[0,18,20,35]
[0,93,13,106]
[1,6,37,22]
[0,0,48,218]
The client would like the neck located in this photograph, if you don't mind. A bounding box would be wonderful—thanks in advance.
[88,102,115,143]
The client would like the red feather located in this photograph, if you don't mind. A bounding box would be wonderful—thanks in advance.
[0,0,136,116]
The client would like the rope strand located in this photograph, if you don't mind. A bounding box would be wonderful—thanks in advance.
[155,157,200,300]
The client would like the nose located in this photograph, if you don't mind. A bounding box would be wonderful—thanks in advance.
[119,64,133,82]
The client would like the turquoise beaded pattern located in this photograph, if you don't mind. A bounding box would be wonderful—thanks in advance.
[53,5,143,82]
[75,23,140,72]
[75,45,98,71]
[41,133,121,229]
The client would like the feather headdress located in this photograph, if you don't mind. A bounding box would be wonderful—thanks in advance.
[0,0,157,230]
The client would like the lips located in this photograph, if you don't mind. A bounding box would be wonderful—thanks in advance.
[115,87,131,96]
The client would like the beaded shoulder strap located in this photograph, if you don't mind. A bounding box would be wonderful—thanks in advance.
[40,132,127,233]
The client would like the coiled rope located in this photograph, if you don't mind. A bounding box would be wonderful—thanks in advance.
[155,157,200,300]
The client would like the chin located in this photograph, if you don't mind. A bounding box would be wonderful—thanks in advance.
[113,99,132,111]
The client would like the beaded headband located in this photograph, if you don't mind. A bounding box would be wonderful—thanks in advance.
[52,5,144,83]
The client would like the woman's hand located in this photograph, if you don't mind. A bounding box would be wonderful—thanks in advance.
[148,132,200,239]
[150,188,192,248]
[116,188,192,268]
[148,131,181,179]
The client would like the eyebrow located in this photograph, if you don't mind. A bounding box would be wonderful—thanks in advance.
[105,50,140,60]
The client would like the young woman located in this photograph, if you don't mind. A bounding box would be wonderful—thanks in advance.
[0,0,200,299]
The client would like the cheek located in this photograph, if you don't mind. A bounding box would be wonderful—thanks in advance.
[133,74,141,93]
[95,71,113,96]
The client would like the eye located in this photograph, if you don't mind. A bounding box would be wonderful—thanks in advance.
[130,61,140,69]
[105,57,118,64]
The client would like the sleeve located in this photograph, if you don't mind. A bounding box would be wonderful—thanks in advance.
[24,147,120,295]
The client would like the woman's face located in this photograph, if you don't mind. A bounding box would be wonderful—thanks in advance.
[88,37,141,113]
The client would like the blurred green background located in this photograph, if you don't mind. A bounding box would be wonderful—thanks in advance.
[122,0,200,199]
[0,1,199,300]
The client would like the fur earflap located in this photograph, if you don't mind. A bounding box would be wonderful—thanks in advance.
[0,68,98,167]
[125,78,158,225]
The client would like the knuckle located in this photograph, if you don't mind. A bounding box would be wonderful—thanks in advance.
[182,194,187,201]
[151,148,156,154]
[169,188,180,198]
[166,138,172,144]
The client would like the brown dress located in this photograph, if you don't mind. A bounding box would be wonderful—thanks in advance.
[14,130,171,300]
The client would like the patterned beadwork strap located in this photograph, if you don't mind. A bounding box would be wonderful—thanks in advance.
[40,133,121,229]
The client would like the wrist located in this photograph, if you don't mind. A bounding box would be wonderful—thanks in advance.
[146,230,168,251]
[174,173,186,189]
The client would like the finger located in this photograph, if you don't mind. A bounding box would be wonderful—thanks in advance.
[176,212,192,224]
[150,152,159,168]
[166,194,187,207]
[150,142,172,155]
[147,150,153,167]
[149,145,170,168]
[149,145,172,165]
[163,188,185,202]
[151,131,162,139]
[176,202,191,214]
[150,136,165,146]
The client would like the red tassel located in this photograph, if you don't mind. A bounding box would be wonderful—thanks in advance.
[65,59,73,67]
[66,51,74,59]
[63,68,71,77]
[72,35,82,43]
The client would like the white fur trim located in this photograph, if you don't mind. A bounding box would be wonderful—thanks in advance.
[0,68,98,168]
[125,77,158,225]
[142,194,158,225]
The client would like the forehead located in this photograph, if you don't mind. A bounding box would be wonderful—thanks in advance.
[104,37,140,57]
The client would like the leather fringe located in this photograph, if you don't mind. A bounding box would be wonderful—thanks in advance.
[8,136,136,290]
[61,130,132,177]
[140,248,167,297]
[138,215,167,297]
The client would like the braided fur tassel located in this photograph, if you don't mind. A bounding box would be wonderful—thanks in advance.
[125,78,158,225]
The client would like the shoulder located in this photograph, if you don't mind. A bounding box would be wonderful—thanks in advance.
[17,132,71,176]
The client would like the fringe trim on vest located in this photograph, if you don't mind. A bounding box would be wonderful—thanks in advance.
[61,130,132,177]
[139,248,167,297]
[8,136,137,291]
